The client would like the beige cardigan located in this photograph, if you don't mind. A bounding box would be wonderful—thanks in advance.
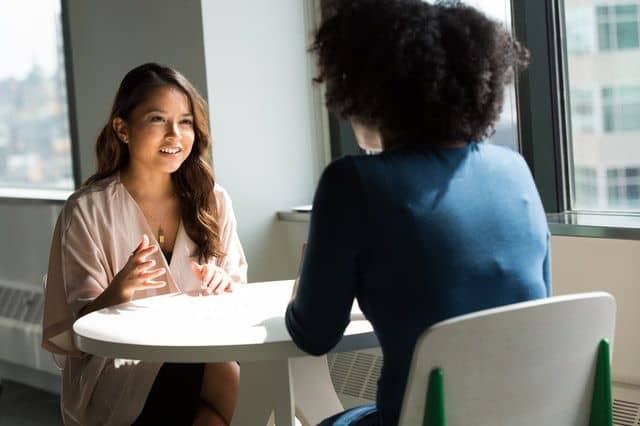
[42,174,247,425]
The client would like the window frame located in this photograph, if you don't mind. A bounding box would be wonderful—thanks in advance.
[0,0,80,201]
[513,0,571,214]
[518,0,640,239]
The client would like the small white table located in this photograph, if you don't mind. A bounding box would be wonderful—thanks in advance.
[73,280,378,426]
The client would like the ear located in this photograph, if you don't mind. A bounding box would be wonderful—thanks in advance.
[112,117,129,143]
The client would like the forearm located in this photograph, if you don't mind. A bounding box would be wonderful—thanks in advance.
[78,280,133,318]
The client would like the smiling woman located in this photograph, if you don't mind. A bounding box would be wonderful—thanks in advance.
[42,63,248,426]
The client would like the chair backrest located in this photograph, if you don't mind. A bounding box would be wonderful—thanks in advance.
[398,292,616,426]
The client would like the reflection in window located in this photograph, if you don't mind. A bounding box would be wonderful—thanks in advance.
[0,1,73,191]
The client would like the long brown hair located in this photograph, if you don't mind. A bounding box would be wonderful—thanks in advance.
[84,63,224,263]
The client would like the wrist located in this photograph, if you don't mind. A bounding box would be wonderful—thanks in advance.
[108,278,135,302]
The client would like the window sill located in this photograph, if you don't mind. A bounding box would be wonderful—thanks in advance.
[277,211,311,223]
[278,210,640,241]
[547,212,640,240]
[0,187,72,203]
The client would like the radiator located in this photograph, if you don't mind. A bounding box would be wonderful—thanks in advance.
[0,279,60,394]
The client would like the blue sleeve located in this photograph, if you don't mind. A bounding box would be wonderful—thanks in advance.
[285,157,362,355]
[543,232,552,296]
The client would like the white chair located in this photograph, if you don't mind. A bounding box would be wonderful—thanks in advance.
[398,292,616,426]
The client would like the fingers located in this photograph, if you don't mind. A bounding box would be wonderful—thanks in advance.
[191,261,204,278]
[135,265,166,280]
[135,267,167,290]
[202,265,217,289]
[208,270,227,294]
[132,234,150,255]
[142,279,167,290]
[223,279,235,293]
[131,245,158,265]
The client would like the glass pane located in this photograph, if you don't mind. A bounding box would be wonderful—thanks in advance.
[567,6,596,54]
[614,5,638,16]
[616,21,639,48]
[0,1,73,191]
[598,22,612,50]
[423,0,519,151]
[565,1,640,212]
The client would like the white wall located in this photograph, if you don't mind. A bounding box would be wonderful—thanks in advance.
[66,0,209,182]
[201,1,326,281]
[552,236,640,386]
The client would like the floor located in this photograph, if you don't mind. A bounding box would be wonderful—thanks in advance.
[0,380,62,426]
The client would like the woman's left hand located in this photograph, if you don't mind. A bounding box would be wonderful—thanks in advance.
[191,261,234,295]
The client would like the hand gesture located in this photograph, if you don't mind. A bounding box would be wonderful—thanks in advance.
[191,261,234,295]
[112,234,167,299]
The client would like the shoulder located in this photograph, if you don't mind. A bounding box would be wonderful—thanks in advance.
[213,182,235,216]
[60,175,120,228]
[313,155,366,209]
[475,142,529,168]
[318,155,362,189]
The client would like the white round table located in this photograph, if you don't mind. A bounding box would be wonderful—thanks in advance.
[73,280,379,426]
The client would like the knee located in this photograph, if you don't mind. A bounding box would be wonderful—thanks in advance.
[205,362,240,392]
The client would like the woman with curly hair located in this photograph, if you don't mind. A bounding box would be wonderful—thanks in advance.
[43,63,247,425]
[285,1,550,425]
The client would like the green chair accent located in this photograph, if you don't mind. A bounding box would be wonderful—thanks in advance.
[588,339,613,426]
[423,368,445,426]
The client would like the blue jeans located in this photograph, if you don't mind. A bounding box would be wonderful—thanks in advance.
[317,404,379,426]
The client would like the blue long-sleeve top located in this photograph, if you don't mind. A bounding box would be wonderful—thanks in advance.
[285,142,551,425]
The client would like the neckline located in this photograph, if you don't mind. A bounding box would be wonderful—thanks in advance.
[116,172,181,263]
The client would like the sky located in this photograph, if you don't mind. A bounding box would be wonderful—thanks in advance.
[0,0,60,81]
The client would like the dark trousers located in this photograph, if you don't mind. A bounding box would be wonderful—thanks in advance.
[133,363,204,425]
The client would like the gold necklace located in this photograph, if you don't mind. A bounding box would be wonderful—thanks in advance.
[152,194,176,246]
[158,194,175,244]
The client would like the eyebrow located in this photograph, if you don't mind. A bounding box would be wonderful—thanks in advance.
[143,108,193,116]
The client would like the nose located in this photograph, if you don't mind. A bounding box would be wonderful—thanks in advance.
[166,120,181,140]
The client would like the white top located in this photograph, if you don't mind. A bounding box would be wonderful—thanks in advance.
[74,280,377,363]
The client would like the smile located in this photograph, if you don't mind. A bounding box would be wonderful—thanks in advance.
[159,147,182,155]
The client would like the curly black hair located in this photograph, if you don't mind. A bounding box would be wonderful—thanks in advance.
[312,0,530,148]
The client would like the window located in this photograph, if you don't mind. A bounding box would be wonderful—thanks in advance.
[0,1,74,192]
[597,4,640,51]
[563,0,640,212]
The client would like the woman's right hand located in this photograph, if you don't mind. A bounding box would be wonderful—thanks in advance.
[111,234,167,299]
